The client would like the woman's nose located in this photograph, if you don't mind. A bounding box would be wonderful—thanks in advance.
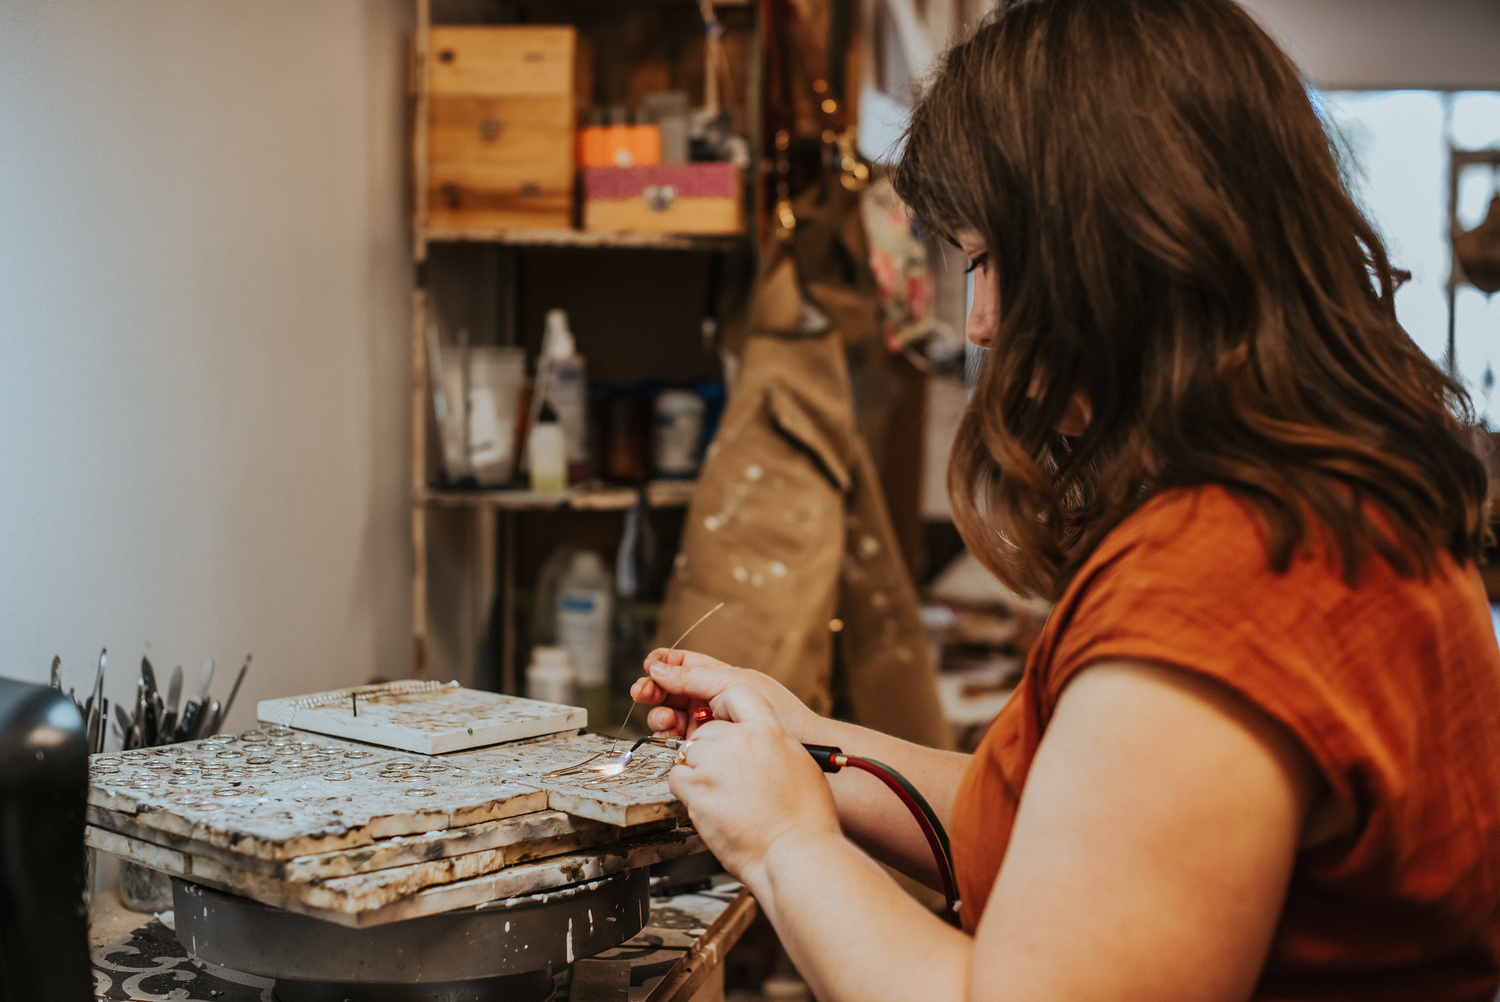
[967,277,997,348]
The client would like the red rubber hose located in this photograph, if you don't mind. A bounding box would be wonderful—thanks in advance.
[843,755,962,927]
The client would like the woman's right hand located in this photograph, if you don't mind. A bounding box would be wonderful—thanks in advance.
[630,648,820,743]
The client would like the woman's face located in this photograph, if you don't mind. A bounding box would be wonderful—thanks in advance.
[957,229,997,349]
[957,228,1092,436]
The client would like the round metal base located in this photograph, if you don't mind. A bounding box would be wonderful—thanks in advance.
[172,868,649,992]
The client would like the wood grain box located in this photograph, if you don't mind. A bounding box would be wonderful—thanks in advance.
[582,163,742,235]
[425,26,575,231]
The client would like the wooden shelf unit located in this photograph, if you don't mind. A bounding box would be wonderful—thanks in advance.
[419,480,697,512]
[409,0,762,692]
[422,227,748,253]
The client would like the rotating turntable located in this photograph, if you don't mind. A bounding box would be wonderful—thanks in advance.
[85,683,712,1000]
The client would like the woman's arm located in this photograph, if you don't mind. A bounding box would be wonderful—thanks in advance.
[658,660,1317,1002]
[632,651,971,886]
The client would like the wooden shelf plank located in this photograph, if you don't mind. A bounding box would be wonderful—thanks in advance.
[420,480,696,511]
[421,226,746,252]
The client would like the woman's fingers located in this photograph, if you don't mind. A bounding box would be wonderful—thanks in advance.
[662,709,840,883]
[645,657,742,702]
[644,648,734,672]
[647,704,686,735]
[630,676,665,704]
[707,685,778,725]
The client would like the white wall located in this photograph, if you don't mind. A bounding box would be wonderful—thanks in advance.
[1238,0,1500,90]
[0,1,414,733]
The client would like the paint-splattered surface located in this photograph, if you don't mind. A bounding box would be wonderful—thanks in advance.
[458,733,685,828]
[257,682,587,754]
[87,821,703,923]
[87,727,551,859]
[89,727,680,865]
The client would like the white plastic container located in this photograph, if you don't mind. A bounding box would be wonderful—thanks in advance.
[437,343,526,485]
[467,346,527,485]
[653,389,705,477]
[556,551,613,687]
[526,646,577,707]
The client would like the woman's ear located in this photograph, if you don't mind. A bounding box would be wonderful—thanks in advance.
[1057,389,1093,437]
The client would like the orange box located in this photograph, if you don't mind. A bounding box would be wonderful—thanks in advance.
[577,124,662,168]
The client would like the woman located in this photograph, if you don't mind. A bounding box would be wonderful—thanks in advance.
[631,0,1500,998]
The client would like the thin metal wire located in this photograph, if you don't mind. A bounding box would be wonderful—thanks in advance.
[542,600,726,783]
[612,601,725,746]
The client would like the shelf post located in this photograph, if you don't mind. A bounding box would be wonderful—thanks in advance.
[412,285,431,680]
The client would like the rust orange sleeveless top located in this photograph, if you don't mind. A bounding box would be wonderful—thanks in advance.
[951,486,1500,1001]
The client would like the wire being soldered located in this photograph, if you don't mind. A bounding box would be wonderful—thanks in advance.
[804,745,962,928]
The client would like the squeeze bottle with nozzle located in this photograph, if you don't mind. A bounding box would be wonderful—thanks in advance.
[541,309,589,485]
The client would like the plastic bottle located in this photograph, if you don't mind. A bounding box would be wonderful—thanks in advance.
[653,388,706,478]
[540,310,590,485]
[556,551,614,726]
[526,646,577,707]
[529,401,566,493]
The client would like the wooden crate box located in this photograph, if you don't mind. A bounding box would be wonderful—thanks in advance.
[425,26,575,231]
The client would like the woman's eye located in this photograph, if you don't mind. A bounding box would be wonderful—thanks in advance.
[964,253,989,275]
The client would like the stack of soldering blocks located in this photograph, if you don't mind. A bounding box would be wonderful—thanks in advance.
[84,683,699,928]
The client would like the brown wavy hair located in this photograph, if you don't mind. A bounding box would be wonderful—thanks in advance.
[894,0,1492,599]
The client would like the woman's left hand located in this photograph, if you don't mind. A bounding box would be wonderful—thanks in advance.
[668,684,842,886]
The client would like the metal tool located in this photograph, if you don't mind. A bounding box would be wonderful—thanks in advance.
[199,700,221,739]
[173,699,202,744]
[83,649,107,754]
[113,703,131,745]
[218,655,250,730]
[195,658,215,705]
[91,649,106,710]
[49,656,61,691]
[171,658,214,743]
[158,665,183,746]
[543,734,688,781]
[140,657,161,746]
[134,690,150,751]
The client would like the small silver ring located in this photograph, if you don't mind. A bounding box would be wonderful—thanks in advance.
[675,739,696,766]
